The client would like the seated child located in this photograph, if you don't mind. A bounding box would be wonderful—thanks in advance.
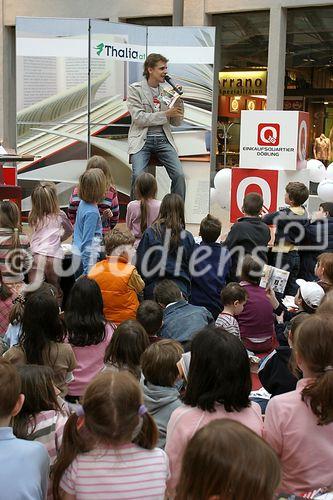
[4,292,77,397]
[215,282,248,337]
[154,279,214,349]
[263,182,309,295]
[302,202,333,280]
[264,314,333,493]
[103,320,150,380]
[136,300,163,344]
[190,214,231,319]
[89,229,144,324]
[237,255,277,353]
[224,192,271,280]
[176,419,280,500]
[141,339,184,448]
[53,371,169,500]
[315,252,333,292]
[64,276,114,401]
[0,359,49,500]
[13,365,68,475]
[258,313,309,398]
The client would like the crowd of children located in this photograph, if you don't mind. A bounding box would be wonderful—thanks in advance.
[0,158,332,499]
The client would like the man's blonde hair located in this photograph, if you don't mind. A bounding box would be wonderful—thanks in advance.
[78,169,106,203]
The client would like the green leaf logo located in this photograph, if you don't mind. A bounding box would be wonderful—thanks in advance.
[95,43,104,56]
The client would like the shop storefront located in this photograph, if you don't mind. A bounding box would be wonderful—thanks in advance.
[213,5,333,170]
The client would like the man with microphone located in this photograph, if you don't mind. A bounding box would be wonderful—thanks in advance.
[127,53,186,200]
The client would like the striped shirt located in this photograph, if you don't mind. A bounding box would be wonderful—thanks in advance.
[215,312,240,337]
[60,443,169,499]
[68,186,119,234]
[0,229,32,283]
[28,410,68,465]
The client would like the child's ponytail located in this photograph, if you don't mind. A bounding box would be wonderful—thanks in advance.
[52,412,91,500]
[295,315,333,425]
[302,368,333,425]
[134,410,159,450]
[0,200,22,248]
[134,173,158,234]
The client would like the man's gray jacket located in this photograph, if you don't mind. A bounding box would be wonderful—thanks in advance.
[127,78,184,155]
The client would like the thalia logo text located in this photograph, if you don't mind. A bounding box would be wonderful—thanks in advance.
[94,42,146,60]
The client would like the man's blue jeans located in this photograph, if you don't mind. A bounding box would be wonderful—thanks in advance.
[131,135,186,200]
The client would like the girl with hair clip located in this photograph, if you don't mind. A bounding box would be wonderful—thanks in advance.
[64,276,114,402]
[165,325,263,496]
[68,155,119,233]
[13,365,69,465]
[136,193,195,299]
[0,200,32,294]
[126,172,161,248]
[176,419,281,500]
[4,291,76,397]
[103,319,150,380]
[264,314,333,494]
[52,371,169,500]
[29,181,73,303]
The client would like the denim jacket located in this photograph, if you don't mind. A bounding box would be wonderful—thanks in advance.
[160,300,214,345]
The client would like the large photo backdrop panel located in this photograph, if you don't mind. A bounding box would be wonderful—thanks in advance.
[147,26,216,224]
[16,17,90,212]
[89,20,147,198]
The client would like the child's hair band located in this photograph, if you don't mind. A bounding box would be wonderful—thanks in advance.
[138,404,147,417]
[12,294,25,305]
[75,405,85,417]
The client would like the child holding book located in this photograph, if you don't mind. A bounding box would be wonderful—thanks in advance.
[263,182,309,295]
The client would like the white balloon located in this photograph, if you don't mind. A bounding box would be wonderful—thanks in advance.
[325,162,333,181]
[307,159,326,183]
[209,186,230,209]
[210,187,219,205]
[214,168,232,192]
[317,179,333,202]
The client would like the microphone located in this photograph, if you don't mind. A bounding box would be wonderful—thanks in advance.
[164,74,183,95]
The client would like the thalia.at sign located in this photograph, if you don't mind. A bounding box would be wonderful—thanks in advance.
[94,42,146,61]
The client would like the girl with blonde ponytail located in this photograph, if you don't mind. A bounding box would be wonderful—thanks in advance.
[264,314,333,494]
[0,200,31,294]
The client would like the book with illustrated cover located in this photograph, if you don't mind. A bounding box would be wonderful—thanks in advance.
[260,264,290,294]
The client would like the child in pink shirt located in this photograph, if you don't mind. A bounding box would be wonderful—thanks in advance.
[264,314,333,494]
[165,326,263,496]
[29,182,72,303]
[53,370,169,500]
[64,276,114,401]
[126,172,161,248]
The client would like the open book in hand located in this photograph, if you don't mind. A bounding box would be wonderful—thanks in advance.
[260,264,290,295]
[160,88,182,109]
